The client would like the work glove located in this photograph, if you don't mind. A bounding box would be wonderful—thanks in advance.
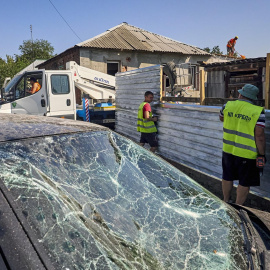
[256,155,267,176]
[256,155,266,167]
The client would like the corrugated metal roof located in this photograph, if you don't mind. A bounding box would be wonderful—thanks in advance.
[203,57,266,67]
[76,23,209,55]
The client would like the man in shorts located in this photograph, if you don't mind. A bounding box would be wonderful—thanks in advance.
[219,84,266,205]
[227,36,238,57]
[137,91,158,152]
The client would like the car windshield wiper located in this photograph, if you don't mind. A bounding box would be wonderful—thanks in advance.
[239,209,266,270]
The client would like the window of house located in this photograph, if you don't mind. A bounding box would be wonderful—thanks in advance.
[51,75,70,95]
[107,61,119,76]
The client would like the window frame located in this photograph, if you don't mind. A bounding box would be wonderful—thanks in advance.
[107,61,120,76]
[14,76,26,100]
[50,74,70,95]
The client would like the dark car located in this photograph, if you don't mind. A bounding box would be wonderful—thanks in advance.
[0,114,269,270]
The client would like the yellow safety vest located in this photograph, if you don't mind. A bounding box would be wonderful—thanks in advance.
[223,100,263,159]
[137,102,157,133]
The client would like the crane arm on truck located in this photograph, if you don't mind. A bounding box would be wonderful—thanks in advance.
[66,61,116,100]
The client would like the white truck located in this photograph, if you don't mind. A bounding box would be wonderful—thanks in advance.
[0,61,115,120]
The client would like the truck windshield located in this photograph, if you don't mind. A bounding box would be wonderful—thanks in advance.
[0,131,247,270]
[3,74,21,94]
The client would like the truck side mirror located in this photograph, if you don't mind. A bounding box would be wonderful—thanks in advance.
[0,88,3,103]
[5,91,14,101]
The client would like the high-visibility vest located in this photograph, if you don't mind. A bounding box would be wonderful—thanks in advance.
[227,39,236,48]
[137,102,157,133]
[223,100,263,159]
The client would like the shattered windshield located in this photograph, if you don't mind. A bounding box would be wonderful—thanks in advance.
[0,131,247,269]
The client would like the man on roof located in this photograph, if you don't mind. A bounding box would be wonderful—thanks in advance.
[227,36,238,57]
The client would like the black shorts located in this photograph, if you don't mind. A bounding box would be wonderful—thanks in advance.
[227,47,233,53]
[140,132,158,147]
[222,152,260,187]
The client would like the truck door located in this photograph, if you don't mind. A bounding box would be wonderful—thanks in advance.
[11,71,48,115]
[47,73,76,119]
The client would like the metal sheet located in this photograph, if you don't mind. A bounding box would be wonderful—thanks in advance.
[77,23,209,55]
[115,66,270,197]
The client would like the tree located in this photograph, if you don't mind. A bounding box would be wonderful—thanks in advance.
[203,47,211,53]
[0,39,55,86]
[211,46,223,55]
[19,39,55,62]
[203,46,223,55]
[0,55,29,86]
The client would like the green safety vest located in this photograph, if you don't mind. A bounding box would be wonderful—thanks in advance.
[137,102,157,133]
[223,100,263,159]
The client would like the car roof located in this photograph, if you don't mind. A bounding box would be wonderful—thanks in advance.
[0,113,108,142]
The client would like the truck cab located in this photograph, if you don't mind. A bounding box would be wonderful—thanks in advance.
[0,61,116,124]
[1,70,76,119]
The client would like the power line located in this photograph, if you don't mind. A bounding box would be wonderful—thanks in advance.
[48,0,82,42]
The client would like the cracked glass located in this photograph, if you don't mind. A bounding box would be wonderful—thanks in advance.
[0,131,247,269]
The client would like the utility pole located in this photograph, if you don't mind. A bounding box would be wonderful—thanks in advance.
[265,53,270,109]
[30,25,34,65]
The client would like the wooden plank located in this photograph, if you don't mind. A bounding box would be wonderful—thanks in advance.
[116,76,160,86]
[200,70,205,105]
[116,83,161,90]
[158,145,222,177]
[159,114,222,131]
[265,53,270,109]
[162,97,200,103]
[158,122,223,142]
[159,103,221,113]
[116,65,161,76]
[158,134,222,158]
[205,97,265,107]
[158,107,221,121]
[160,67,164,101]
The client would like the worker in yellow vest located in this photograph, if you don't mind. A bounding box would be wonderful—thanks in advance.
[137,91,158,152]
[219,84,266,205]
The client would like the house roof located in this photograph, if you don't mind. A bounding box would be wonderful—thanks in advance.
[202,57,266,68]
[76,23,209,55]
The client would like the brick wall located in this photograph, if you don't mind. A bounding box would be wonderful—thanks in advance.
[38,47,80,70]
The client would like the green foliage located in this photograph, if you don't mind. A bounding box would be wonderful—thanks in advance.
[0,56,24,86]
[203,47,211,53]
[211,46,223,55]
[203,46,223,55]
[0,39,55,87]
[19,39,55,62]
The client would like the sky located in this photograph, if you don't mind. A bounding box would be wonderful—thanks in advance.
[1,0,269,60]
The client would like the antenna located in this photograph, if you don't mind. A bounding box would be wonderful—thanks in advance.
[30,25,34,63]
